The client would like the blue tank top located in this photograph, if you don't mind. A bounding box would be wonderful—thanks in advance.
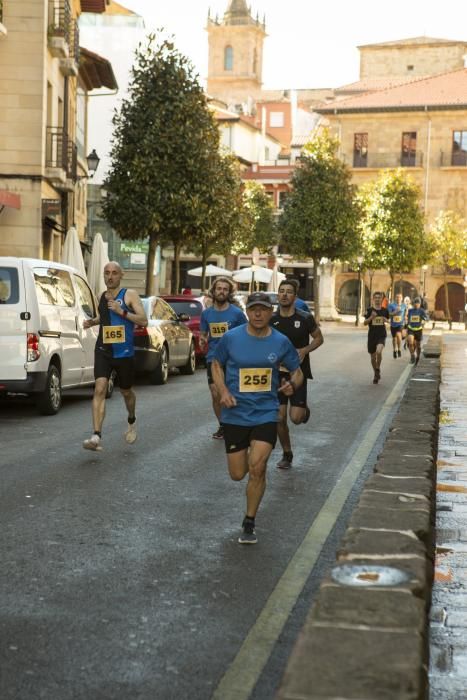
[97,288,135,358]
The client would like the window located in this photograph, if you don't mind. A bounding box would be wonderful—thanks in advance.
[452,131,467,166]
[166,300,202,317]
[253,48,257,74]
[73,274,96,318]
[269,111,284,128]
[224,45,233,71]
[401,132,417,166]
[0,267,19,304]
[33,268,75,307]
[278,191,289,209]
[407,64,414,72]
[151,298,176,321]
[353,133,368,167]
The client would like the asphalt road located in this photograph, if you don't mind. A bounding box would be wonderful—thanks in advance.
[0,325,410,700]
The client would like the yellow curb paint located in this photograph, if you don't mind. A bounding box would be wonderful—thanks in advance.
[437,483,467,493]
[212,363,413,700]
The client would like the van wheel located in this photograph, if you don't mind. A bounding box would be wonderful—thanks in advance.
[180,341,196,375]
[106,370,117,399]
[150,345,169,385]
[36,364,62,415]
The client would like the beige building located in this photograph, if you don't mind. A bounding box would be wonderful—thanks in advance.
[0,0,117,261]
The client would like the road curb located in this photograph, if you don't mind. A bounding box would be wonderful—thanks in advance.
[277,336,441,700]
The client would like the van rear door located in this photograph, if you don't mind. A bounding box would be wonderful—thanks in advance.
[0,263,28,380]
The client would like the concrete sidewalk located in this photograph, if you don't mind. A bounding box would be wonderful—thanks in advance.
[429,332,467,699]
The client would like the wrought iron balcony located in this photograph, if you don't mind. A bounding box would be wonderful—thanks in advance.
[46,127,77,182]
[346,152,424,169]
[48,0,79,63]
[439,150,467,167]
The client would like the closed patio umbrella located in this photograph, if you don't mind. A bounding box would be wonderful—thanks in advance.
[62,226,86,277]
[87,233,109,297]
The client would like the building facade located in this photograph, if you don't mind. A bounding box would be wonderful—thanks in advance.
[0,0,116,261]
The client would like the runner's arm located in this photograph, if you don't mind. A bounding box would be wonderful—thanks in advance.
[211,359,236,407]
[83,313,100,329]
[297,327,324,362]
[199,331,209,350]
[124,290,148,326]
[279,367,304,396]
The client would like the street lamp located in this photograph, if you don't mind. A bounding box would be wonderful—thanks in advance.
[86,149,100,178]
[355,255,364,326]
[421,264,428,296]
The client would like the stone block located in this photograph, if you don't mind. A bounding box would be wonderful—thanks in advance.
[311,583,426,633]
[375,458,434,479]
[339,527,428,560]
[365,473,433,499]
[277,626,426,700]
[358,491,431,514]
[348,505,432,549]
[334,556,432,602]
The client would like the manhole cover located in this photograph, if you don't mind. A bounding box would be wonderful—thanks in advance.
[330,564,410,587]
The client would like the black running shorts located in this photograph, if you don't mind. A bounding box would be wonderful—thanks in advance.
[94,350,135,390]
[367,336,386,354]
[390,326,403,338]
[278,371,307,407]
[408,329,423,342]
[222,422,277,453]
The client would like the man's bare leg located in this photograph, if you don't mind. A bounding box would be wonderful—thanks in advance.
[84,378,108,450]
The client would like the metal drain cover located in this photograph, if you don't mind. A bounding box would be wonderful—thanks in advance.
[330,564,410,587]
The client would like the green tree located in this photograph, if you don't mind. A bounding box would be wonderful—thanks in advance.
[358,169,427,298]
[233,181,276,255]
[187,151,245,290]
[102,35,223,295]
[278,129,360,320]
[428,210,467,319]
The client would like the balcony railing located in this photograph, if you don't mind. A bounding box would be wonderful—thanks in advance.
[439,150,467,167]
[345,152,424,169]
[48,0,72,45]
[46,127,77,181]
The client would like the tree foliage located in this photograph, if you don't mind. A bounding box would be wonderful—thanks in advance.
[102,35,225,294]
[358,169,428,294]
[233,181,276,255]
[428,210,467,318]
[278,129,360,320]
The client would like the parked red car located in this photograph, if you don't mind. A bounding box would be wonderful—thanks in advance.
[161,295,208,363]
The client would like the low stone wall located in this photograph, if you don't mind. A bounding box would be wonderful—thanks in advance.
[277,336,442,700]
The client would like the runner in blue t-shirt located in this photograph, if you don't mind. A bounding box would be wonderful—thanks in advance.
[199,277,246,440]
[407,297,429,365]
[212,292,303,544]
[388,293,407,359]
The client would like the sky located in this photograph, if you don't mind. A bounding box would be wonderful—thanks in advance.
[117,0,467,89]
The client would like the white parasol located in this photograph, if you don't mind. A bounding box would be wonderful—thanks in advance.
[232,266,273,284]
[62,226,86,277]
[188,264,232,277]
[87,233,109,297]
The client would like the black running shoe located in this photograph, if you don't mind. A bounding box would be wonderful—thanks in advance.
[212,426,224,440]
[410,355,416,364]
[397,350,402,358]
[393,350,397,359]
[277,452,293,469]
[302,406,311,424]
[238,518,257,544]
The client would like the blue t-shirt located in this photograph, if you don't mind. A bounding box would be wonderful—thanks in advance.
[388,302,407,328]
[213,325,300,426]
[407,307,428,331]
[200,304,246,361]
[295,298,309,312]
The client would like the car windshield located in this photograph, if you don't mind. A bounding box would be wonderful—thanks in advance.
[166,300,203,317]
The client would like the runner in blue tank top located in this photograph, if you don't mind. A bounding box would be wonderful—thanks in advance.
[199,276,246,440]
[212,291,303,544]
[82,261,147,452]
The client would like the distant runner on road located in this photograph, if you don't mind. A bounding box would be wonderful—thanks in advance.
[388,293,407,359]
[364,291,390,384]
[270,279,323,470]
[212,292,303,544]
[82,261,147,451]
[199,277,246,440]
[407,297,429,365]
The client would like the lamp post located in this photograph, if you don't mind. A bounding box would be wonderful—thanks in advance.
[355,255,364,326]
[421,264,428,296]
[86,149,100,178]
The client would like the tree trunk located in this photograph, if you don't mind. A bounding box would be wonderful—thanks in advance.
[368,270,374,301]
[201,241,208,292]
[443,266,450,319]
[389,271,395,300]
[172,242,181,294]
[312,257,320,323]
[145,234,158,296]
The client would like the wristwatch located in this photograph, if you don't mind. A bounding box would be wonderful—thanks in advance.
[122,309,128,318]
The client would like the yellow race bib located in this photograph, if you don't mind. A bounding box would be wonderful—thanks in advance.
[393,315,402,323]
[103,325,126,344]
[209,322,229,338]
[411,315,420,323]
[372,316,385,326]
[239,368,272,392]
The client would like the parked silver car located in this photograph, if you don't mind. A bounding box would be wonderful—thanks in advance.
[134,297,196,384]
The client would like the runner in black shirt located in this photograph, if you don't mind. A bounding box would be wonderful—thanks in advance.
[364,291,390,385]
[270,279,324,469]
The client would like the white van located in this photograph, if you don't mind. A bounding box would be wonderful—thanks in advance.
[0,257,106,415]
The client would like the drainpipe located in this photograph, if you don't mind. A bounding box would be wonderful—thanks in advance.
[424,107,432,213]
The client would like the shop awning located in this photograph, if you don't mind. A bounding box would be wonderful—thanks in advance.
[79,47,118,91]
[80,0,107,13]
[0,190,21,210]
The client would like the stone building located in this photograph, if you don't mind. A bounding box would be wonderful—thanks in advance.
[0,0,117,260]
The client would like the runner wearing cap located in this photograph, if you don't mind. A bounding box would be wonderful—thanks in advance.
[270,279,323,470]
[212,291,303,544]
[364,291,390,384]
[199,277,246,440]
[407,297,429,365]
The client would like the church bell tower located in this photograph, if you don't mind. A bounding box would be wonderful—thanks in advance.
[206,0,266,111]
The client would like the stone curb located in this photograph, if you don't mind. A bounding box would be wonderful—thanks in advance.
[277,349,440,700]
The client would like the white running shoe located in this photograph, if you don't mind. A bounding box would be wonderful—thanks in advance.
[83,434,102,451]
[125,420,137,444]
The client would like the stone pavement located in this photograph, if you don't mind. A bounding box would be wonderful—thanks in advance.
[429,332,467,699]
